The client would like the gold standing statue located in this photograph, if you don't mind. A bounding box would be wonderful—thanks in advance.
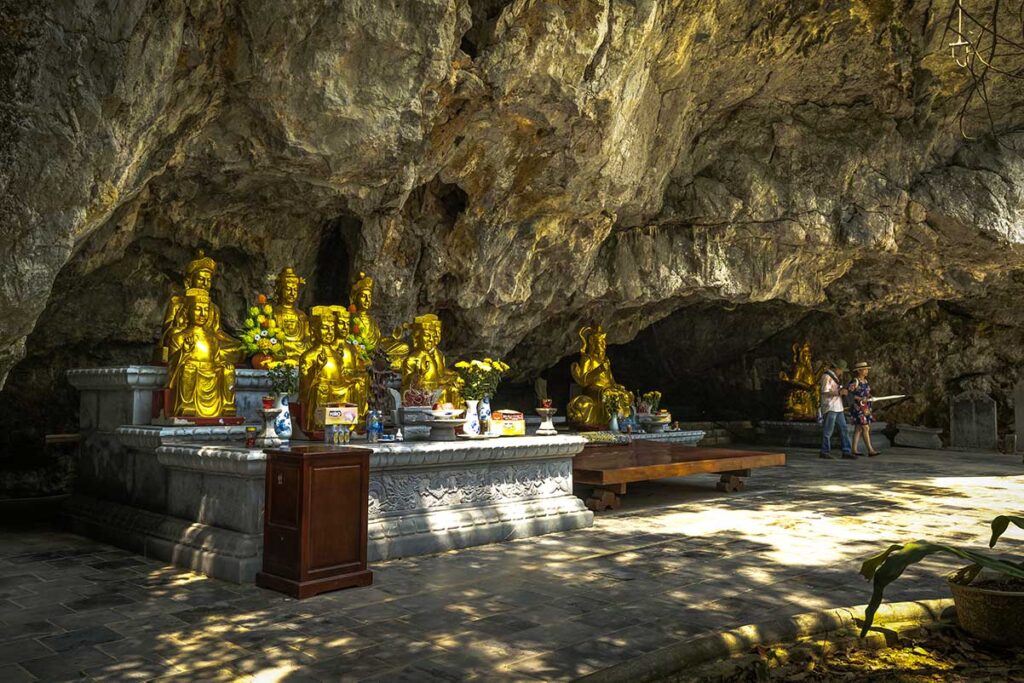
[298,309,349,436]
[271,267,309,361]
[778,341,823,421]
[156,250,244,365]
[567,324,633,429]
[329,305,369,413]
[349,272,382,349]
[166,289,237,418]
[398,313,463,405]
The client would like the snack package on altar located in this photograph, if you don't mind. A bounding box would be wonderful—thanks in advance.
[317,403,359,428]
[489,410,525,436]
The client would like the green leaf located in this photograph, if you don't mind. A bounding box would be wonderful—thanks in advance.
[860,541,1024,638]
[989,515,1024,548]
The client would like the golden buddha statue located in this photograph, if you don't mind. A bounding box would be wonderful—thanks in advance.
[328,305,369,413]
[271,267,309,361]
[156,250,244,365]
[166,289,237,418]
[567,324,633,429]
[778,341,823,421]
[399,313,462,405]
[298,309,348,436]
[349,272,381,349]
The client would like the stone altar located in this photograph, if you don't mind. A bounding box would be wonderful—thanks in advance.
[759,419,890,450]
[950,391,998,450]
[65,366,593,582]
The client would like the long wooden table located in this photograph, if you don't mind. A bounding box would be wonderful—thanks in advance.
[573,441,785,510]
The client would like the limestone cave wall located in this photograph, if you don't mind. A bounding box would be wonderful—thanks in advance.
[2,0,1024,461]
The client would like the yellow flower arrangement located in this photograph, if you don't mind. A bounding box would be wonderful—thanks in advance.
[455,357,510,400]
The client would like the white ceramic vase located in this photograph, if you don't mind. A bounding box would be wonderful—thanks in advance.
[273,393,293,439]
[463,399,481,435]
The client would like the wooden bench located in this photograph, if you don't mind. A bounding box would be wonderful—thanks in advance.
[573,442,785,511]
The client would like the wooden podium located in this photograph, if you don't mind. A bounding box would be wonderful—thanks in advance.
[256,445,373,598]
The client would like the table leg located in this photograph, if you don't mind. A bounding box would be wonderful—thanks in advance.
[716,469,750,492]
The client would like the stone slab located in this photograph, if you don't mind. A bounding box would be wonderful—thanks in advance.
[760,420,890,449]
[950,391,998,450]
[629,430,705,445]
[893,424,944,449]
[68,365,273,428]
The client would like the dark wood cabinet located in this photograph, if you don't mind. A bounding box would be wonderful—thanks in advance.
[257,445,373,598]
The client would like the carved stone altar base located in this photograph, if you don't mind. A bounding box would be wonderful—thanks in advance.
[65,366,593,582]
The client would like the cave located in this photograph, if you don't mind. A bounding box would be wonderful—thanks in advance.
[1,0,1023,678]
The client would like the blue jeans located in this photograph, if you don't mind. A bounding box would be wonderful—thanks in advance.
[821,411,851,455]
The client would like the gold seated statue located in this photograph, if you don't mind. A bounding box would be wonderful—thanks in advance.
[779,341,822,421]
[271,267,309,361]
[567,324,633,429]
[397,313,462,406]
[298,310,349,436]
[166,289,236,418]
[156,250,244,365]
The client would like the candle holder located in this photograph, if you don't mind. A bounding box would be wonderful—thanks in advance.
[535,407,558,436]
[256,408,283,448]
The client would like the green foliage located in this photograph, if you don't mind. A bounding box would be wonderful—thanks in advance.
[858,515,1024,638]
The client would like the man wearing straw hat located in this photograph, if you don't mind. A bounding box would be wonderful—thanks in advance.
[820,359,855,460]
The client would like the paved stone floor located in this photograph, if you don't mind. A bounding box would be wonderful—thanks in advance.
[0,446,1020,681]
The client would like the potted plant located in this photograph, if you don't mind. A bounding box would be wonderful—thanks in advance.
[859,514,1024,647]
[241,294,286,368]
[601,390,630,432]
[454,358,510,435]
[266,360,298,439]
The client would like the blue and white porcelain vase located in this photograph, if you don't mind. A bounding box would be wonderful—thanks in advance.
[463,399,481,436]
[273,393,293,439]
[478,396,492,432]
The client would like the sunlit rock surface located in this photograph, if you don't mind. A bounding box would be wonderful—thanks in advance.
[1,0,1023,452]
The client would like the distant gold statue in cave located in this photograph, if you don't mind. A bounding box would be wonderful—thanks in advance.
[156,250,244,365]
[271,267,309,361]
[778,341,823,421]
[298,309,349,435]
[166,289,236,418]
[398,313,463,405]
[567,324,633,429]
[349,272,382,349]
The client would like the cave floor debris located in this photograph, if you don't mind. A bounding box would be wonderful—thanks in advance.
[0,446,1019,681]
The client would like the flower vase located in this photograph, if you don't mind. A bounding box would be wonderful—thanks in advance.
[609,413,620,432]
[463,399,481,436]
[273,393,293,439]
[478,396,492,434]
[251,354,272,370]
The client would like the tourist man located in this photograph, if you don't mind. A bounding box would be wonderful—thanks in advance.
[820,359,854,459]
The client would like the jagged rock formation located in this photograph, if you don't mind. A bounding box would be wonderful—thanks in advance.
[2,0,1023,454]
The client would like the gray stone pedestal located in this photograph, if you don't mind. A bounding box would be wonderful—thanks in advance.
[760,420,890,450]
[1014,380,1024,453]
[65,366,593,582]
[893,424,944,449]
[950,391,998,450]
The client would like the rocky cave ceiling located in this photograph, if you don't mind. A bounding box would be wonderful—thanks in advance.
[1,0,1023,446]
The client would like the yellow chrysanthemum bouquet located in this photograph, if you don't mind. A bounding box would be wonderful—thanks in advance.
[241,294,286,366]
[454,358,510,401]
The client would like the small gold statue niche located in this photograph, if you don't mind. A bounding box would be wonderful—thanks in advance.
[778,341,824,421]
[566,324,633,429]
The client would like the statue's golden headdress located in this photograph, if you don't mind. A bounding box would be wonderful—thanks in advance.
[412,313,441,331]
[184,287,210,303]
[275,266,305,288]
[350,272,374,301]
[329,305,350,320]
[309,306,336,337]
[186,249,217,277]
[578,323,606,354]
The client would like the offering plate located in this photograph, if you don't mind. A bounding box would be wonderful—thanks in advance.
[426,418,465,442]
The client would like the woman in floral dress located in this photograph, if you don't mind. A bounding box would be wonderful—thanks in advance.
[848,361,880,457]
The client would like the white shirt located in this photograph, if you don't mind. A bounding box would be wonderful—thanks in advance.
[820,372,844,413]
